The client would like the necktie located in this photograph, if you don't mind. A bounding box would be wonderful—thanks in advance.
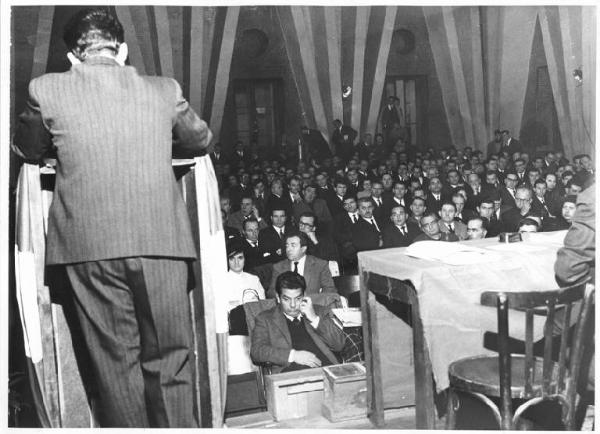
[352,214,358,224]
[448,224,454,233]
[252,241,258,248]
[371,219,380,232]
[293,316,301,325]
[293,261,299,273]
[400,226,406,236]
[279,228,284,238]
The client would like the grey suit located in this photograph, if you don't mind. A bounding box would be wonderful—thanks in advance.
[250,304,345,373]
[268,255,336,298]
[13,56,210,427]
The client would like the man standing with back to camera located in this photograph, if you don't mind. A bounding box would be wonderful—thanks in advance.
[12,8,212,427]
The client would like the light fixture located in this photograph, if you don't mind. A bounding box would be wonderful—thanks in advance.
[342,85,352,99]
[573,67,583,86]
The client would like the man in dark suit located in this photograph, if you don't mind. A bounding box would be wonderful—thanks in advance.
[500,129,522,156]
[501,186,540,232]
[380,95,401,148]
[382,205,421,247]
[301,125,332,161]
[499,172,519,211]
[293,184,333,235]
[382,180,410,222]
[370,181,386,221]
[258,208,292,264]
[210,142,225,165]
[452,193,477,224]
[425,177,448,215]
[12,8,211,427]
[315,172,337,213]
[298,212,339,263]
[228,195,267,234]
[486,129,502,159]
[251,272,345,373]
[229,140,251,168]
[531,178,553,221]
[351,197,383,252]
[330,119,357,162]
[464,173,495,210]
[242,218,274,270]
[268,232,336,298]
[265,178,293,218]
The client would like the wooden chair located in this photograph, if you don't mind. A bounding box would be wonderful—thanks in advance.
[446,282,595,430]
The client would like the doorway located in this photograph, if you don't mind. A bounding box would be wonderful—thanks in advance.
[233,79,283,150]
[380,76,428,149]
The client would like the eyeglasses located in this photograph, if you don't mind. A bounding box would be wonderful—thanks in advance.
[298,222,314,228]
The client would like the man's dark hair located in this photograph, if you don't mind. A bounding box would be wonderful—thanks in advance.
[298,211,318,227]
[63,8,124,55]
[275,271,307,296]
[518,218,539,230]
[242,217,259,231]
[411,196,426,206]
[440,201,456,211]
[533,178,546,188]
[240,194,254,203]
[562,195,577,206]
[270,207,286,217]
[284,230,309,248]
[467,216,488,230]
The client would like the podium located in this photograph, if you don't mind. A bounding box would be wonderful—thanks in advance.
[13,158,227,427]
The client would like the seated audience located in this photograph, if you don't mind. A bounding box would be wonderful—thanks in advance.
[251,272,345,373]
[269,231,336,298]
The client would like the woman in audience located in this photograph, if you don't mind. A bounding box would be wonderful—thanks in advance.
[224,239,266,311]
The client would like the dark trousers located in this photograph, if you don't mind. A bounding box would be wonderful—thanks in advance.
[65,257,196,427]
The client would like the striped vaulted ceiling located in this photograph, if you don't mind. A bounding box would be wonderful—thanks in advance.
[11,5,595,157]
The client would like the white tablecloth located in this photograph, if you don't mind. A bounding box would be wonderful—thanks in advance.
[358,231,567,391]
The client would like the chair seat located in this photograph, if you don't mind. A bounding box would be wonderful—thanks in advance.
[449,354,558,399]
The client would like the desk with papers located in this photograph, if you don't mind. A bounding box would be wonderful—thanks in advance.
[358,231,567,428]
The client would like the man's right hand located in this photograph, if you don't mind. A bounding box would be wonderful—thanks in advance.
[292,350,321,367]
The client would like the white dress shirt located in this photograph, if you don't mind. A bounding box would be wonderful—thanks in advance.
[290,255,307,276]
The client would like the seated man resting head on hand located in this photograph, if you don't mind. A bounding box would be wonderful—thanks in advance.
[251,271,345,373]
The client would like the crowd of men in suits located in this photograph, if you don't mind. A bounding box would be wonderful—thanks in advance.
[214,126,595,284]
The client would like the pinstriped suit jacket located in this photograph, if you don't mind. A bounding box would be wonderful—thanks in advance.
[13,56,211,264]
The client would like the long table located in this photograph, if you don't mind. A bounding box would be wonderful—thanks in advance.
[358,232,567,428]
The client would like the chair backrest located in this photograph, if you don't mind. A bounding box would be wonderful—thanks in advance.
[333,275,361,298]
[480,281,595,429]
[243,299,277,335]
[243,293,342,334]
